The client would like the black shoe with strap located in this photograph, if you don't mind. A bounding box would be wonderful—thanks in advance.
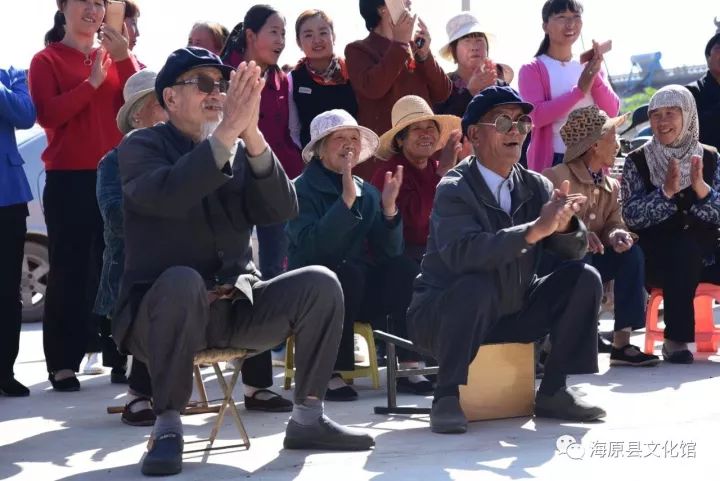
[244,389,293,412]
[122,397,156,426]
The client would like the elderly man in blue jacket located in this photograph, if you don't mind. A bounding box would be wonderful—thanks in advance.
[0,66,36,397]
[407,86,606,434]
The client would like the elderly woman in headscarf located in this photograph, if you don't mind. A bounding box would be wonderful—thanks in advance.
[287,109,431,401]
[621,85,720,364]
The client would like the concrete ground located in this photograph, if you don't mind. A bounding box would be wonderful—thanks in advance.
[2,318,719,481]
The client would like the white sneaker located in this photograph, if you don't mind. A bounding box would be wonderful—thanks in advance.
[82,353,104,375]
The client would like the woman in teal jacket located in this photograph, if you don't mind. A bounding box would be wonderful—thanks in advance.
[287,109,431,402]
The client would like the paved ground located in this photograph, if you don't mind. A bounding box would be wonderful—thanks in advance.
[2,319,719,481]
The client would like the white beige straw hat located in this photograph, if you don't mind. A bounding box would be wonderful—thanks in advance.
[376,95,461,160]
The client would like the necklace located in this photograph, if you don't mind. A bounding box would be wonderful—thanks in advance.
[83,52,92,67]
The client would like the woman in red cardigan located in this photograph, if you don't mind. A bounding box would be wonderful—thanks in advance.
[372,96,462,262]
[29,0,138,391]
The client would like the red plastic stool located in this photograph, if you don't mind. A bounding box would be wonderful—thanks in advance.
[644,283,720,354]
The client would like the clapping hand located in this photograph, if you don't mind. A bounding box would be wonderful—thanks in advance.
[690,154,710,199]
[527,180,586,243]
[381,165,404,217]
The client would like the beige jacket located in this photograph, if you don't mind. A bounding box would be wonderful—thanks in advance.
[542,160,627,245]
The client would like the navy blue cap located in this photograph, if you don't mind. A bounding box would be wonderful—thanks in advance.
[155,47,234,107]
[461,85,534,135]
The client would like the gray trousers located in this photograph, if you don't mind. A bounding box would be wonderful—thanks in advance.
[125,265,343,414]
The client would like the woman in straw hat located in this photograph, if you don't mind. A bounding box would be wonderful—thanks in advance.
[434,12,513,118]
[372,95,462,261]
[96,69,167,425]
[287,109,432,400]
[622,85,720,364]
[543,105,659,367]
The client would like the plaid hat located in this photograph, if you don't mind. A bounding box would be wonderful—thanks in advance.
[705,33,720,58]
[461,86,533,135]
[155,47,234,107]
[560,106,628,163]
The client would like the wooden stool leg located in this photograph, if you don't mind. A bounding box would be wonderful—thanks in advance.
[194,364,209,408]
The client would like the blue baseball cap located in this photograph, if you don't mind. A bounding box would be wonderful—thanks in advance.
[155,47,234,107]
[461,86,534,135]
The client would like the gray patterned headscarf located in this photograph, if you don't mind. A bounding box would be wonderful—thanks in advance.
[644,85,704,190]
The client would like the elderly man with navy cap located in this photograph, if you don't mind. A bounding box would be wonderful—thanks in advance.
[686,32,720,150]
[114,47,374,476]
[406,85,606,434]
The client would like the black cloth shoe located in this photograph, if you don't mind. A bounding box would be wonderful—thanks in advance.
[610,344,661,367]
[430,396,467,434]
[0,377,30,397]
[141,432,183,476]
[597,333,613,354]
[122,397,156,427]
[49,373,80,392]
[244,389,293,412]
[397,377,434,395]
[324,384,358,402]
[283,415,374,450]
[662,345,694,364]
[535,388,606,421]
[111,368,129,384]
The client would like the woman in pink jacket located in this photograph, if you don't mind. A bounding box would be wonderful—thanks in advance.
[519,0,619,172]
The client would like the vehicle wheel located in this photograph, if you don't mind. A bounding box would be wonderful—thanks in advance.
[21,239,49,323]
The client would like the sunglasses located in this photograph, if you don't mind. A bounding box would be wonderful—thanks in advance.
[173,74,229,94]
[475,114,533,135]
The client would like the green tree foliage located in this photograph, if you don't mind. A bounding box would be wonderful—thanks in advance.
[621,87,657,114]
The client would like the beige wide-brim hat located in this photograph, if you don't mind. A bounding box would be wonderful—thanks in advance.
[376,95,461,161]
[302,109,379,163]
[439,12,496,61]
[116,69,158,135]
[561,105,629,163]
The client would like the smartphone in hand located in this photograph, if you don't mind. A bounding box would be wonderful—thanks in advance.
[579,40,612,64]
[386,0,406,25]
[104,0,126,33]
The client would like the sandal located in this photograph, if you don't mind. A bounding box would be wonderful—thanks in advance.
[122,397,156,426]
[244,389,293,412]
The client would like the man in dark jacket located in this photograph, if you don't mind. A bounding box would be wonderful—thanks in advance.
[115,47,373,477]
[407,86,605,434]
[687,33,720,150]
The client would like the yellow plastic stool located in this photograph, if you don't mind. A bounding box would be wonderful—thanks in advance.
[284,322,380,390]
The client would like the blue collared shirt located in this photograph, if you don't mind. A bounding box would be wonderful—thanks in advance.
[0,67,35,207]
[477,161,514,214]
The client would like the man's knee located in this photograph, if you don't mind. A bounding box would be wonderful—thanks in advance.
[559,261,603,299]
[297,265,342,292]
[146,266,207,324]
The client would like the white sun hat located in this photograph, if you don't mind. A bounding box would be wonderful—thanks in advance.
[301,109,379,164]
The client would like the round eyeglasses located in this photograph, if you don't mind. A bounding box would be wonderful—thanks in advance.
[475,114,533,135]
[173,74,229,94]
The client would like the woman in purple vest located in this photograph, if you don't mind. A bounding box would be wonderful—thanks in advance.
[288,9,358,149]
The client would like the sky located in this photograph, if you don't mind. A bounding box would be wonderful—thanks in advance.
[2,0,718,86]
